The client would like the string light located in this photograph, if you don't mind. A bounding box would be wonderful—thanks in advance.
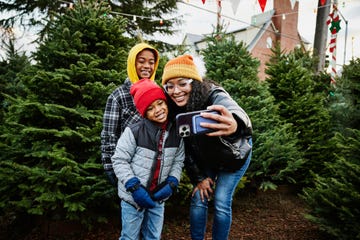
[56,0,348,46]
[271,2,332,19]
[57,0,348,25]
[179,0,348,45]
[58,0,180,24]
[179,0,303,42]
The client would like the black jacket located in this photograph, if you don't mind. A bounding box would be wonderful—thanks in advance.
[184,87,252,184]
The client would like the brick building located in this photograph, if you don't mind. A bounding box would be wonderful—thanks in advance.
[184,0,310,80]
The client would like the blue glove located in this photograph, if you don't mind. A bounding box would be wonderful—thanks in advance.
[125,177,155,209]
[152,176,179,201]
[125,177,141,191]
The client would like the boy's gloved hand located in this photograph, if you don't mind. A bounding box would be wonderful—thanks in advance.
[125,177,155,209]
[152,176,179,201]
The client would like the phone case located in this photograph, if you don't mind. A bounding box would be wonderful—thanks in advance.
[192,114,219,134]
[176,110,219,137]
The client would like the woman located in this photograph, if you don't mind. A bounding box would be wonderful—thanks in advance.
[161,54,253,240]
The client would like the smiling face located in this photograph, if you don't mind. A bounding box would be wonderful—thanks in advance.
[164,78,193,107]
[135,49,156,79]
[145,99,168,124]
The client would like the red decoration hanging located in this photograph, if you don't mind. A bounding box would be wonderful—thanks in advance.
[320,0,326,6]
[258,0,267,12]
[326,5,341,85]
[201,0,206,4]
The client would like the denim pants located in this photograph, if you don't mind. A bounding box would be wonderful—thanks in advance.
[190,143,252,240]
[120,200,164,240]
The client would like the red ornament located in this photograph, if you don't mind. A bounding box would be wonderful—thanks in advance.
[320,0,326,6]
[201,0,206,4]
[258,0,267,12]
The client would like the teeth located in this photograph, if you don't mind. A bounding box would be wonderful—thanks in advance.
[140,71,150,77]
[175,96,184,102]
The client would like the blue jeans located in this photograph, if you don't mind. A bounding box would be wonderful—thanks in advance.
[190,142,252,240]
[120,201,164,240]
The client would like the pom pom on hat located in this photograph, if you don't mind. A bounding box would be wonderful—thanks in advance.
[161,55,202,85]
[130,79,167,117]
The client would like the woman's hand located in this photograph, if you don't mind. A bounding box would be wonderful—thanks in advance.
[192,177,214,202]
[199,105,237,137]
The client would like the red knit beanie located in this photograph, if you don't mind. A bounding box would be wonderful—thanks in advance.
[130,79,167,117]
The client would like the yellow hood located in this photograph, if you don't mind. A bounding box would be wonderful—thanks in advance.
[127,43,159,83]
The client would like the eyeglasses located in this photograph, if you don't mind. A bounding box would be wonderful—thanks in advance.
[163,78,193,93]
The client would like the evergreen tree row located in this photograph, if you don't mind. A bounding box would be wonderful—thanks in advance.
[0,1,359,239]
[0,1,132,224]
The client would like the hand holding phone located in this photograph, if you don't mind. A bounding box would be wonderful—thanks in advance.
[176,110,220,137]
[192,112,219,134]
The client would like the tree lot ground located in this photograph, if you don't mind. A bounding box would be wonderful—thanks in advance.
[1,185,329,240]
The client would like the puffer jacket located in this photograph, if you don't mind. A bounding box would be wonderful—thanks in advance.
[111,118,184,208]
[184,87,252,184]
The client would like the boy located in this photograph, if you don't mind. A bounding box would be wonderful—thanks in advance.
[111,79,184,240]
[101,42,160,186]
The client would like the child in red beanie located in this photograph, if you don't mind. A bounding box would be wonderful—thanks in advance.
[111,78,184,240]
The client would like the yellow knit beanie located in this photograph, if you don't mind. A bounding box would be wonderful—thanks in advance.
[161,55,202,85]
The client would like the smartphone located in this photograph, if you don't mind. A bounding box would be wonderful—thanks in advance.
[176,110,220,137]
[192,113,219,134]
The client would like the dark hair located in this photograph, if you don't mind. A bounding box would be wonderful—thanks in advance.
[186,78,220,112]
[144,48,158,62]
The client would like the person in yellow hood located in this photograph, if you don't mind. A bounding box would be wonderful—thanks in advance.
[101,42,160,186]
